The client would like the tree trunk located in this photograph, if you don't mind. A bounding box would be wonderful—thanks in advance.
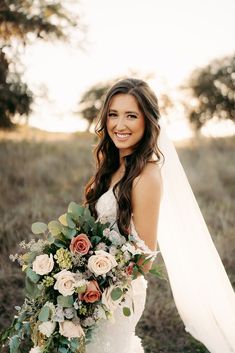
[0,112,15,129]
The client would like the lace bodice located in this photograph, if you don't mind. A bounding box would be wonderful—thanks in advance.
[96,187,158,258]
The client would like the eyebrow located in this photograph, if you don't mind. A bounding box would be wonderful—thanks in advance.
[108,109,139,115]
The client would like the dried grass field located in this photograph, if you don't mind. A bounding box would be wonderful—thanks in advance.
[0,126,234,353]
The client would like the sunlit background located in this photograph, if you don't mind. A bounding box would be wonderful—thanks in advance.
[21,0,235,140]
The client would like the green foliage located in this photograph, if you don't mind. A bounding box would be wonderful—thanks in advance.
[0,0,84,128]
[68,202,84,220]
[31,221,47,234]
[111,287,122,301]
[57,295,74,308]
[26,267,40,284]
[48,220,62,236]
[61,227,77,240]
[38,305,50,322]
[183,54,235,130]
[25,277,42,299]
[0,50,33,128]
[123,307,131,317]
[9,334,20,353]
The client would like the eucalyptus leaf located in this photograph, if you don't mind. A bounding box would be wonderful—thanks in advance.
[70,337,80,351]
[123,307,131,317]
[48,220,62,236]
[57,295,74,308]
[111,287,123,301]
[23,321,31,335]
[84,207,91,218]
[61,227,77,240]
[59,337,70,345]
[9,334,20,353]
[47,233,55,244]
[22,251,37,264]
[31,222,47,235]
[25,277,41,299]
[83,223,90,234]
[90,236,101,245]
[38,305,50,322]
[66,213,76,229]
[54,239,67,248]
[58,213,68,226]
[26,267,40,283]
[14,322,21,331]
[68,202,84,219]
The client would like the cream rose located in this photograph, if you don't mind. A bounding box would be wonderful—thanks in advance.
[38,321,56,337]
[32,254,54,276]
[102,285,122,312]
[54,269,76,296]
[88,250,117,276]
[59,320,84,338]
[29,347,42,353]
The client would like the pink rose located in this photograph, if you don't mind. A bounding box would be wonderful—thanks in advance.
[80,280,101,303]
[70,233,92,255]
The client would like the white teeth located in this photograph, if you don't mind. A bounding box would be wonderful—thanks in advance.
[116,133,130,138]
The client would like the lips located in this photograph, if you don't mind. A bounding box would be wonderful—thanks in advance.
[114,132,131,140]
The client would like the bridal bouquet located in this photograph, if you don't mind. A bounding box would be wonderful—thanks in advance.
[0,202,162,353]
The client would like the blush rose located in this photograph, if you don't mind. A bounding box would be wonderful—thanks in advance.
[70,233,92,255]
[88,250,117,276]
[79,280,101,303]
[54,270,76,296]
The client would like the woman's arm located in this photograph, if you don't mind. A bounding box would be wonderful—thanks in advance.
[131,163,162,272]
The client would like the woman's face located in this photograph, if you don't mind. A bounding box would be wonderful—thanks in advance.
[106,93,145,158]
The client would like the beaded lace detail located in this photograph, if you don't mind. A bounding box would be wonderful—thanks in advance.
[86,188,148,353]
[96,188,158,258]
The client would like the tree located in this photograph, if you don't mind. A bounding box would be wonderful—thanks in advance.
[0,0,83,128]
[183,54,235,131]
[0,50,32,127]
[79,77,174,131]
[78,81,112,132]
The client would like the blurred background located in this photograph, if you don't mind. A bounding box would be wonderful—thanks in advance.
[0,0,234,352]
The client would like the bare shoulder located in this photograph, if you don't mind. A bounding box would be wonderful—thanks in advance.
[131,162,162,251]
[133,162,163,197]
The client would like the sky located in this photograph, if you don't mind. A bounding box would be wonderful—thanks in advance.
[22,0,235,138]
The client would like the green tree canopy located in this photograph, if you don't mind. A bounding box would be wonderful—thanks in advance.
[183,54,235,130]
[0,0,83,128]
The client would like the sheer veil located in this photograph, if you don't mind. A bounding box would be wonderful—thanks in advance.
[157,118,235,353]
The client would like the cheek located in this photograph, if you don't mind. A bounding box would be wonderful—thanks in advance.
[136,119,145,138]
[106,119,114,136]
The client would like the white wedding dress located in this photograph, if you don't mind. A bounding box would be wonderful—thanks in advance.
[86,187,152,353]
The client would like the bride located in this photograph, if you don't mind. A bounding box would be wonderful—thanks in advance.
[84,78,235,353]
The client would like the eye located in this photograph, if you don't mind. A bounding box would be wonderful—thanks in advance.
[127,114,137,119]
[108,113,117,118]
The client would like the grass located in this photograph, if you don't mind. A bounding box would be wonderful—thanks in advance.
[0,125,234,353]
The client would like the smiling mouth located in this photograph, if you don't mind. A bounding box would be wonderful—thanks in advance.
[115,132,131,139]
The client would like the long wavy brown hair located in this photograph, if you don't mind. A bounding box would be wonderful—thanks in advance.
[85,78,164,236]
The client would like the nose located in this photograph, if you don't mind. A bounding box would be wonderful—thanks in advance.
[115,116,126,130]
